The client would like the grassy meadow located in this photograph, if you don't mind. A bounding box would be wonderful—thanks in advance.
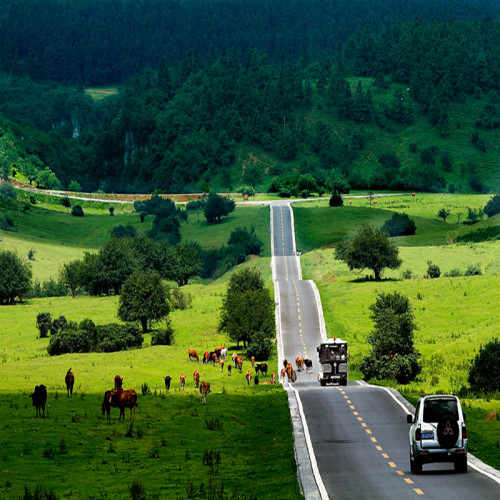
[294,194,500,468]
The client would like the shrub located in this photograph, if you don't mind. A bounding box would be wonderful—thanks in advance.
[109,207,114,216]
[71,205,84,217]
[97,323,143,352]
[37,312,52,338]
[29,278,68,298]
[444,268,462,277]
[150,322,175,346]
[381,212,416,236]
[468,339,500,392]
[464,264,482,276]
[401,269,413,279]
[484,194,500,218]
[246,331,274,361]
[0,215,15,231]
[278,188,291,198]
[170,288,192,310]
[329,193,343,207]
[0,182,16,199]
[50,315,69,335]
[111,224,137,239]
[426,262,441,278]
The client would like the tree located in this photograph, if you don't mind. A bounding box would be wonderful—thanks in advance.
[0,250,32,304]
[437,208,450,222]
[468,339,500,392]
[71,205,84,217]
[381,213,416,236]
[204,192,235,223]
[484,194,500,218]
[118,270,170,333]
[335,225,402,280]
[109,207,115,216]
[360,292,421,383]
[36,167,61,190]
[36,312,52,338]
[172,242,202,286]
[61,197,71,212]
[328,170,350,207]
[218,268,275,348]
[59,260,83,297]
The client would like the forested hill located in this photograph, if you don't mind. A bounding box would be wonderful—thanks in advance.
[1,0,500,85]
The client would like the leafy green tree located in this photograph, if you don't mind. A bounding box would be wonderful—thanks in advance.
[71,205,84,217]
[68,180,81,192]
[111,225,137,239]
[218,268,275,348]
[360,292,421,383]
[328,169,350,207]
[59,260,83,297]
[335,225,402,280]
[437,208,450,222]
[118,270,170,333]
[468,339,500,392]
[61,197,71,212]
[381,213,416,236]
[98,237,138,294]
[484,194,500,218]
[36,312,52,338]
[0,250,32,304]
[204,192,235,223]
[172,242,202,286]
[227,226,263,256]
[426,261,441,278]
[36,167,61,190]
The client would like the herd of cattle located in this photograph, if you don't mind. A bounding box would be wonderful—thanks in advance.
[29,350,313,420]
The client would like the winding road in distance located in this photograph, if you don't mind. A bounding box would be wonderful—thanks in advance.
[271,201,500,500]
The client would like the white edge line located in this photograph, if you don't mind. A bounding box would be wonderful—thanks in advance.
[289,384,330,500]
[307,280,327,343]
[366,384,500,485]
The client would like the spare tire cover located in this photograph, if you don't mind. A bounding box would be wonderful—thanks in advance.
[437,414,459,449]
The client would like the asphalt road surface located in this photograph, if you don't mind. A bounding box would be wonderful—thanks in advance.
[271,202,500,500]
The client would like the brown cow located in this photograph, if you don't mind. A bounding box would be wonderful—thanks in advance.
[200,381,211,405]
[101,390,112,419]
[203,351,210,364]
[290,370,297,383]
[250,356,256,368]
[65,368,74,397]
[283,359,288,370]
[280,368,286,382]
[237,355,243,373]
[219,358,224,372]
[193,370,200,389]
[109,387,138,420]
[180,373,186,390]
[114,375,123,390]
[271,371,276,384]
[295,356,304,372]
[188,348,199,362]
[30,385,47,418]
[245,370,252,386]
[211,352,218,364]
[286,363,293,381]
[232,352,238,368]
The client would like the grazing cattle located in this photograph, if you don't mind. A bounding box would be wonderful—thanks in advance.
[237,355,243,373]
[164,376,172,391]
[109,388,138,420]
[193,370,200,389]
[220,348,228,360]
[232,352,238,368]
[245,370,252,386]
[180,373,186,390]
[199,381,211,405]
[256,363,268,376]
[283,359,288,370]
[250,356,256,368]
[30,385,47,418]
[228,365,232,376]
[101,390,112,419]
[211,352,218,364]
[290,370,297,383]
[286,363,293,381]
[114,375,123,390]
[295,356,304,372]
[219,358,224,372]
[203,351,210,364]
[254,374,259,385]
[65,368,74,397]
[188,348,199,362]
[304,359,313,374]
[271,371,276,384]
[280,369,286,382]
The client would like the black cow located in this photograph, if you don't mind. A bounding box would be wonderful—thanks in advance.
[254,374,259,386]
[304,359,313,373]
[30,385,47,418]
[228,365,232,376]
[164,376,172,391]
[255,363,268,377]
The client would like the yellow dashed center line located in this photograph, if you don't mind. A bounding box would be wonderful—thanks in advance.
[404,478,414,484]
[388,462,397,468]
[382,453,389,459]
[414,489,425,495]
[396,470,404,476]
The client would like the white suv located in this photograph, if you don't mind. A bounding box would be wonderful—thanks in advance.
[407,394,468,473]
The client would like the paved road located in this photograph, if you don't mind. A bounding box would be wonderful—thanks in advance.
[271,202,500,499]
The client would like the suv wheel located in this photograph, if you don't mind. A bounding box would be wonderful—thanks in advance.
[411,456,422,474]
[454,456,467,473]
[320,379,326,387]
[437,414,459,449]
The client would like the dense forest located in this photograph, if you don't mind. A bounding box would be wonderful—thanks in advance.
[0,0,499,194]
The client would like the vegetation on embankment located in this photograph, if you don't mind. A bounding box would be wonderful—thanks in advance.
[295,194,500,469]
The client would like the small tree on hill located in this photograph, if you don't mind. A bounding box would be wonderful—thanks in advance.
[118,270,170,333]
[0,250,32,304]
[204,192,235,223]
[360,292,421,383]
[335,225,402,280]
[437,208,450,222]
[483,194,500,218]
[61,197,71,212]
[71,205,84,217]
[468,339,500,393]
[381,213,416,236]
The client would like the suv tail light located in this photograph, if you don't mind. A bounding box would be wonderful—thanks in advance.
[415,425,421,441]
[462,425,467,440]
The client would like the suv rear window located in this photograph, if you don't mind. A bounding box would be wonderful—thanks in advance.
[423,399,458,423]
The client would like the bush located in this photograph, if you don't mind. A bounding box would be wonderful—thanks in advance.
[0,215,15,231]
[464,264,482,276]
[0,182,16,199]
[37,312,52,338]
[483,194,500,218]
[381,212,416,236]
[246,331,274,361]
[111,224,137,239]
[150,321,175,346]
[278,188,291,198]
[170,288,192,310]
[360,351,421,384]
[97,323,143,352]
[329,193,343,207]
[401,269,413,279]
[444,268,462,277]
[426,262,441,278]
[71,205,84,217]
[50,315,69,335]
[468,339,500,392]
[29,278,68,298]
